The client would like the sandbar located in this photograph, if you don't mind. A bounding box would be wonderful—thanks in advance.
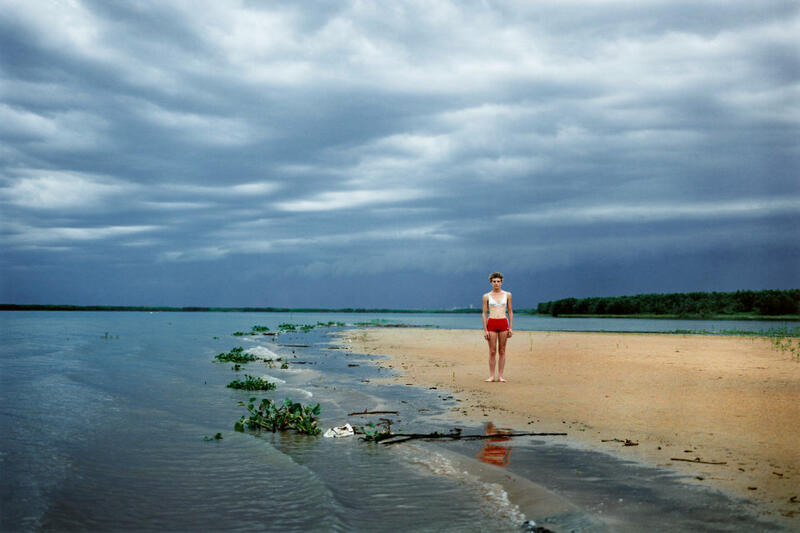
[344,328,800,523]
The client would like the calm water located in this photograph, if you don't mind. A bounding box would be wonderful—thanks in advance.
[0,312,790,532]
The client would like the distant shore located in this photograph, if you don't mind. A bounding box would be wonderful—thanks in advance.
[1,304,798,321]
[344,328,800,524]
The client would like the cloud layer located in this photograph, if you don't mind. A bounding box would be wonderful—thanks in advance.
[1,0,798,307]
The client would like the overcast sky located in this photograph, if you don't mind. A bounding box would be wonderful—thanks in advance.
[1,0,798,309]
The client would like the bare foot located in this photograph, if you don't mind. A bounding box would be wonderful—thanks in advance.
[484,377,496,382]
[497,377,507,382]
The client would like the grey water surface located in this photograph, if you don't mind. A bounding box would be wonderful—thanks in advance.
[0,311,790,532]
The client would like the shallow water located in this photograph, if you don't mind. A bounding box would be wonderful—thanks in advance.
[0,311,791,532]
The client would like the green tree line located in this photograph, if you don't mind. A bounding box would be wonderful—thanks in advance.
[537,289,800,318]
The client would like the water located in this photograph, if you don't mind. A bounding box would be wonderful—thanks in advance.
[0,312,791,532]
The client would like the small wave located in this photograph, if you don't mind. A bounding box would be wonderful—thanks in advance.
[245,346,280,359]
[403,448,527,526]
[260,374,286,384]
[281,388,313,398]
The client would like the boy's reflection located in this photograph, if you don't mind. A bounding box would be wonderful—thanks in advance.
[476,422,513,466]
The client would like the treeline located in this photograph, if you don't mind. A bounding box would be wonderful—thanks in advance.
[537,289,800,318]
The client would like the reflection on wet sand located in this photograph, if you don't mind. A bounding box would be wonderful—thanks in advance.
[477,422,514,466]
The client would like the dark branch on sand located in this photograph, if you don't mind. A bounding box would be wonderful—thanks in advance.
[377,430,567,445]
[347,409,400,416]
[670,457,728,465]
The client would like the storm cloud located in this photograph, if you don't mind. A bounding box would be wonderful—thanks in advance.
[1,0,798,308]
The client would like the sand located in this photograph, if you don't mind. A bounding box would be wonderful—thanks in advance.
[344,328,800,522]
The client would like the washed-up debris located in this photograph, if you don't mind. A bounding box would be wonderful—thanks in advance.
[372,429,567,445]
[602,438,639,446]
[323,423,355,438]
[670,457,727,465]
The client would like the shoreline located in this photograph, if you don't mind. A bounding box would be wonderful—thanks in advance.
[344,328,800,524]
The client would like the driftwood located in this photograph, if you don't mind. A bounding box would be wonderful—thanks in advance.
[278,344,310,348]
[378,430,567,446]
[670,457,727,465]
[347,409,400,416]
[602,438,639,446]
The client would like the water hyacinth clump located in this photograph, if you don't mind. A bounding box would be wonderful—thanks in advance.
[226,375,277,391]
[214,347,258,364]
[233,325,272,336]
[235,397,321,435]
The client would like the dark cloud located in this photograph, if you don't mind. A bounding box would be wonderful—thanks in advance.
[1,0,798,307]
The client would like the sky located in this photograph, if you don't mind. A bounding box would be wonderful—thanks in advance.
[1,0,799,309]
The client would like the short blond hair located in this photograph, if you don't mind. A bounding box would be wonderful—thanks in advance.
[488,272,504,281]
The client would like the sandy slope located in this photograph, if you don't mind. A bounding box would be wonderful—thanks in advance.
[344,328,800,522]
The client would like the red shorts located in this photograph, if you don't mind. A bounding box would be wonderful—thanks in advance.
[486,318,509,332]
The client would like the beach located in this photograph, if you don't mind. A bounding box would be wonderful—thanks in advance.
[345,328,800,523]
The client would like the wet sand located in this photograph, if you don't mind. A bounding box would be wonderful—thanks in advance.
[344,328,800,523]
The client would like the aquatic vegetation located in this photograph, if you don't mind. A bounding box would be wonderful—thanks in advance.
[280,362,289,369]
[214,347,258,364]
[233,325,272,337]
[317,320,346,327]
[358,421,393,442]
[227,375,276,391]
[235,397,321,435]
[203,433,223,441]
[276,322,336,333]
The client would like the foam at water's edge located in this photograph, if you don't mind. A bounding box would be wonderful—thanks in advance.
[282,387,313,398]
[393,443,610,533]
[259,374,286,384]
[244,345,281,359]
[398,446,528,527]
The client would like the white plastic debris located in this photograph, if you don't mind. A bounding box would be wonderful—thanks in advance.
[323,423,354,438]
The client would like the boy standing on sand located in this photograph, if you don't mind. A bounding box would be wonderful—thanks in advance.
[482,272,513,382]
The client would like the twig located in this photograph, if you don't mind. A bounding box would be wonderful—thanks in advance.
[670,457,728,465]
[601,438,639,446]
[347,409,400,416]
[380,431,567,445]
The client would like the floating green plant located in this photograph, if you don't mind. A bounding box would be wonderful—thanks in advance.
[214,347,257,364]
[234,397,321,435]
[227,375,276,391]
[251,325,270,332]
[317,320,346,327]
[203,433,223,441]
[359,421,393,442]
